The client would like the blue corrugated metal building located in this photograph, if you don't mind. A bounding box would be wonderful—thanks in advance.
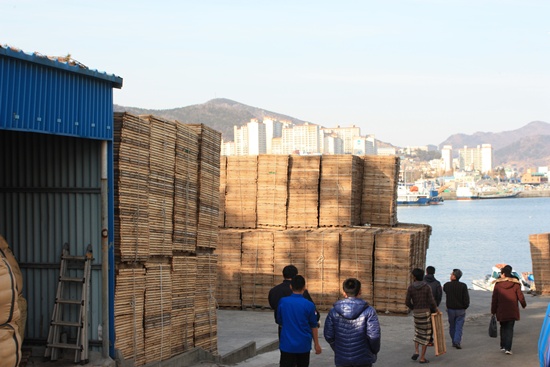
[0,44,123,359]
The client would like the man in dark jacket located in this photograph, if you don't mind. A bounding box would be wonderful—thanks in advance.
[268,265,319,337]
[324,278,381,367]
[425,266,442,307]
[491,264,527,355]
[443,268,470,349]
[406,268,438,364]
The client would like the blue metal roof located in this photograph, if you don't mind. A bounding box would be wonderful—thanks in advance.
[0,44,123,140]
[0,45,122,88]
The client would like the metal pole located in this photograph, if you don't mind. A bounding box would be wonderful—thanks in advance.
[101,141,109,358]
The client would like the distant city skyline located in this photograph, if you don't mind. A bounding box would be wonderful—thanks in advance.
[2,1,549,147]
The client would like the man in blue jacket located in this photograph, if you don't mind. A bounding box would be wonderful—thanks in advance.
[324,278,381,367]
[276,275,322,367]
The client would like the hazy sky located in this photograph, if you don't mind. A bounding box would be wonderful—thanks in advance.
[2,0,549,146]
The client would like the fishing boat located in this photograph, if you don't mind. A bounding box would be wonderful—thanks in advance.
[397,182,443,206]
[476,191,520,199]
[456,186,479,200]
[474,181,521,199]
[471,264,533,291]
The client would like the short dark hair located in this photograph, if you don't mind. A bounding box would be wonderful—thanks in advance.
[412,268,424,281]
[283,265,298,279]
[501,265,512,277]
[426,266,435,275]
[343,278,361,297]
[291,275,306,291]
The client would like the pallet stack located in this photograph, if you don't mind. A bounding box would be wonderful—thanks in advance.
[113,113,221,365]
[273,230,307,279]
[257,155,289,228]
[241,231,274,308]
[218,156,227,227]
[189,124,221,250]
[287,156,321,228]
[113,266,146,365]
[304,230,340,310]
[194,253,218,353]
[217,154,429,314]
[113,113,150,262]
[319,155,363,227]
[144,259,172,364]
[171,256,197,356]
[529,233,550,295]
[173,123,199,253]
[338,227,381,303]
[143,115,176,257]
[216,230,242,308]
[393,223,432,271]
[361,156,399,227]
[224,156,258,229]
[373,230,418,314]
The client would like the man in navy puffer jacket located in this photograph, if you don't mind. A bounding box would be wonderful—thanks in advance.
[324,278,381,367]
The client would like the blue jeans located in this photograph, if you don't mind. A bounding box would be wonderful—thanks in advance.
[447,308,466,345]
[500,320,515,351]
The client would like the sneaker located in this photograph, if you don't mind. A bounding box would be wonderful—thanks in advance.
[500,348,506,352]
[455,344,462,349]
[505,350,513,355]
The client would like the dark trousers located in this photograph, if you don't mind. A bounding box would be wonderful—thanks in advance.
[340,364,372,367]
[280,350,310,367]
[500,320,516,351]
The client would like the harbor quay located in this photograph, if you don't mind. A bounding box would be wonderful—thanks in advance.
[193,290,548,367]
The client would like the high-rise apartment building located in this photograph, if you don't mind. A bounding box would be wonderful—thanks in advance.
[352,135,377,155]
[227,120,378,157]
[322,133,344,154]
[246,119,266,155]
[441,145,453,172]
[282,122,320,154]
[221,140,235,156]
[233,119,267,155]
[264,118,283,154]
[480,144,493,173]
[321,125,361,154]
[458,144,493,173]
[234,124,248,155]
[271,137,283,155]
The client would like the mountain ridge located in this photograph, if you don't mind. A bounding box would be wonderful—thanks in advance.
[114,98,550,170]
[115,98,307,142]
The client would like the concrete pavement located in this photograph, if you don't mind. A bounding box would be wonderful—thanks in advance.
[196,290,548,367]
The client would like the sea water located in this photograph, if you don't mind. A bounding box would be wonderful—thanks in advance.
[397,197,550,288]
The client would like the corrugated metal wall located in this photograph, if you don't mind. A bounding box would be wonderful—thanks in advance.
[0,48,119,140]
[0,130,104,344]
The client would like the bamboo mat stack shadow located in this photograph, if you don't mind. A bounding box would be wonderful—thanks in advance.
[113,112,220,366]
[217,154,431,314]
[529,233,550,295]
[241,231,274,309]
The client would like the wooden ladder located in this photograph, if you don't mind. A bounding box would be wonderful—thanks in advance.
[44,243,93,364]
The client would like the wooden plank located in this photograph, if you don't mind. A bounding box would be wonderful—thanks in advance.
[431,311,446,356]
